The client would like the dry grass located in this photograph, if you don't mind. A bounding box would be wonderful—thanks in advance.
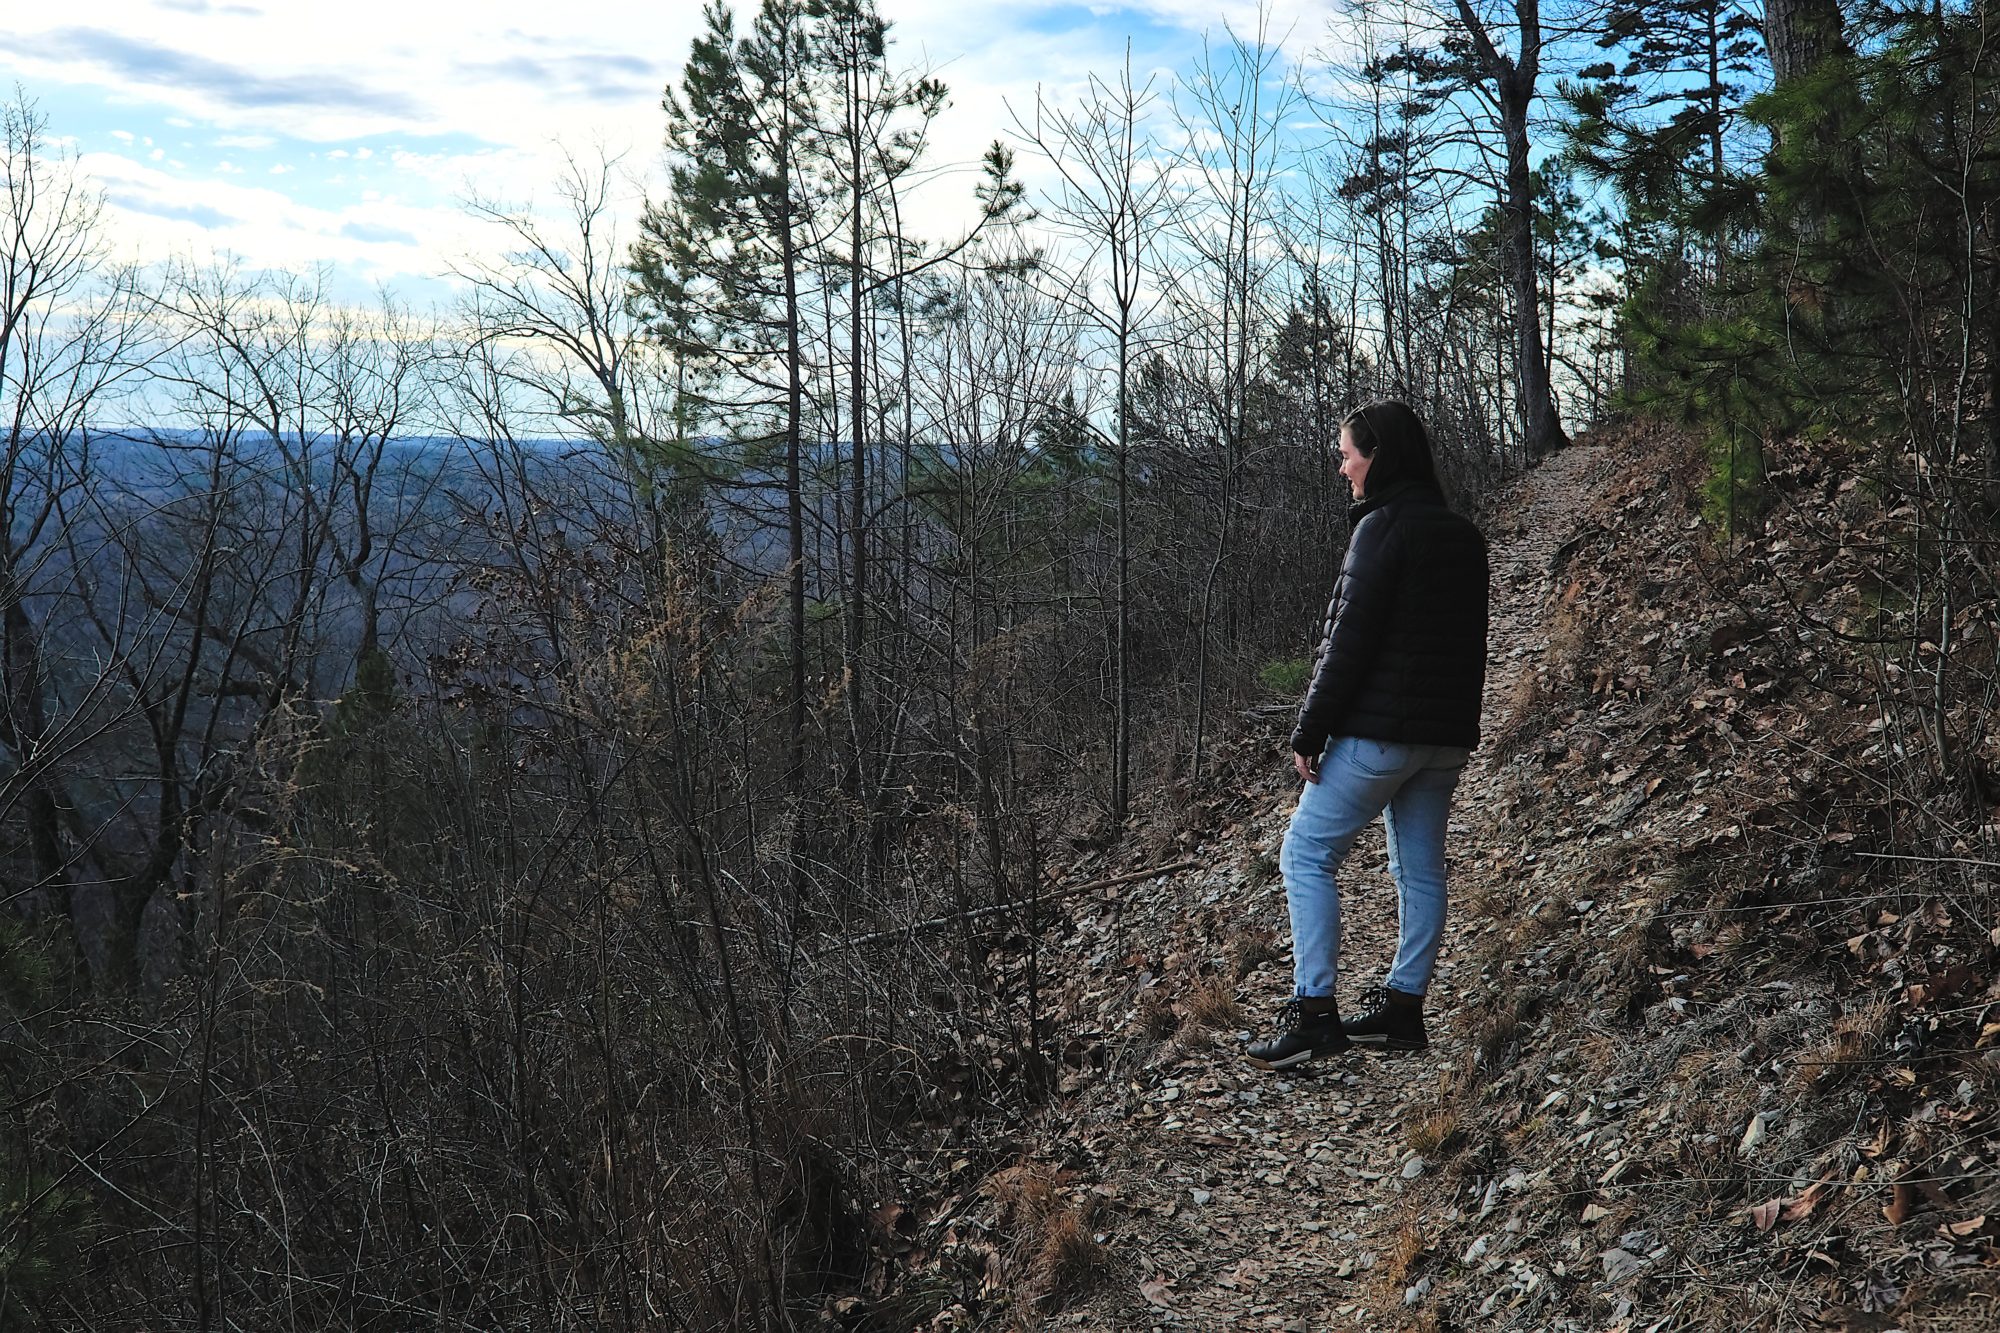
[989,1161,1063,1229]
[1473,1002,1525,1073]
[1380,1210,1430,1284]
[1026,1206,1107,1301]
[1406,1109,1464,1158]
[1797,993,1894,1090]
[989,1162,1107,1309]
[1227,927,1283,980]
[1135,985,1178,1039]
[1179,977,1244,1033]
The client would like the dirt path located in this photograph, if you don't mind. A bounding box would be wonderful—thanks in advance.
[1043,440,1624,1331]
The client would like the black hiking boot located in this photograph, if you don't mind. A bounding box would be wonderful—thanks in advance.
[1341,985,1428,1051]
[1246,998,1350,1070]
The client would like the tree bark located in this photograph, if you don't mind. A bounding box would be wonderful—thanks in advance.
[846,45,869,804]
[0,596,69,912]
[1454,0,1571,455]
[780,142,809,795]
[1762,0,1850,88]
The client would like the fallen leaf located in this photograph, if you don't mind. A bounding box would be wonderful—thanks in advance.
[1940,1215,1987,1240]
[1782,1177,1836,1223]
[1885,1180,1916,1225]
[1917,1176,1957,1211]
[1600,1247,1645,1282]
[1139,1275,1177,1310]
[1863,1122,1894,1159]
[1752,1198,1781,1232]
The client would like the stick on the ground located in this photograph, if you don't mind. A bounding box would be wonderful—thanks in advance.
[825,859,1201,953]
[1854,850,2000,872]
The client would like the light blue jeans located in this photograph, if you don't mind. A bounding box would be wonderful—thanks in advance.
[1279,736,1470,998]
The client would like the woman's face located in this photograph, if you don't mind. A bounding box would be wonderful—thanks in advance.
[1338,426,1372,500]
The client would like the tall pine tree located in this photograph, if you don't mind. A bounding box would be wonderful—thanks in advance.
[633,0,833,793]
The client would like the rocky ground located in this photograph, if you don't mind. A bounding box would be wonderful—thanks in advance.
[1004,437,1629,1332]
[857,423,2000,1331]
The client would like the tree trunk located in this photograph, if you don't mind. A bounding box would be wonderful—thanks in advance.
[1762,0,1850,87]
[846,61,869,803]
[1113,322,1131,825]
[782,190,808,793]
[1988,241,2000,483]
[1,597,70,913]
[1456,0,1570,455]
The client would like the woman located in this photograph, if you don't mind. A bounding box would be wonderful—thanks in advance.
[1247,400,1490,1070]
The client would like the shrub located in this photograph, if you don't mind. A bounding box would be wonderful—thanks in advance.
[1258,656,1311,696]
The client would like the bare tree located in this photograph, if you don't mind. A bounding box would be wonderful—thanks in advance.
[1014,50,1177,823]
[1168,14,1298,777]
[0,92,155,981]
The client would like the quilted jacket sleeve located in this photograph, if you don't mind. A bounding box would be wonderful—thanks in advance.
[1289,510,1402,758]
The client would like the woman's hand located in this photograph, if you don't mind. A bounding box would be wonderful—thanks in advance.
[1293,750,1320,784]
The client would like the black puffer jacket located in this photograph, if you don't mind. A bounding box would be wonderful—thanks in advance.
[1290,479,1489,757]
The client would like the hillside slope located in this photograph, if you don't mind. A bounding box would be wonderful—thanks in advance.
[879,422,2000,1332]
[1388,425,2000,1333]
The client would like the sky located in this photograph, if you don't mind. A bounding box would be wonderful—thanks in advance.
[1,0,1352,305]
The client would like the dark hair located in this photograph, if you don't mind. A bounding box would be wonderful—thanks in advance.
[1343,399,1439,498]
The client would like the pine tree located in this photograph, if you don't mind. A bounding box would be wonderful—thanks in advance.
[808,0,953,806]
[633,0,833,794]
[1761,0,1850,88]
[1563,0,1763,276]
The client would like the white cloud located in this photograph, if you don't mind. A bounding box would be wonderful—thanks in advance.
[5,1,1375,295]
[82,149,478,275]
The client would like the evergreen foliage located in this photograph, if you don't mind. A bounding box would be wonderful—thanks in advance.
[1587,1,1998,499]
[1564,0,1763,239]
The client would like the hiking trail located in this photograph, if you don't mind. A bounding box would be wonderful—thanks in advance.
[1033,438,1623,1331]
